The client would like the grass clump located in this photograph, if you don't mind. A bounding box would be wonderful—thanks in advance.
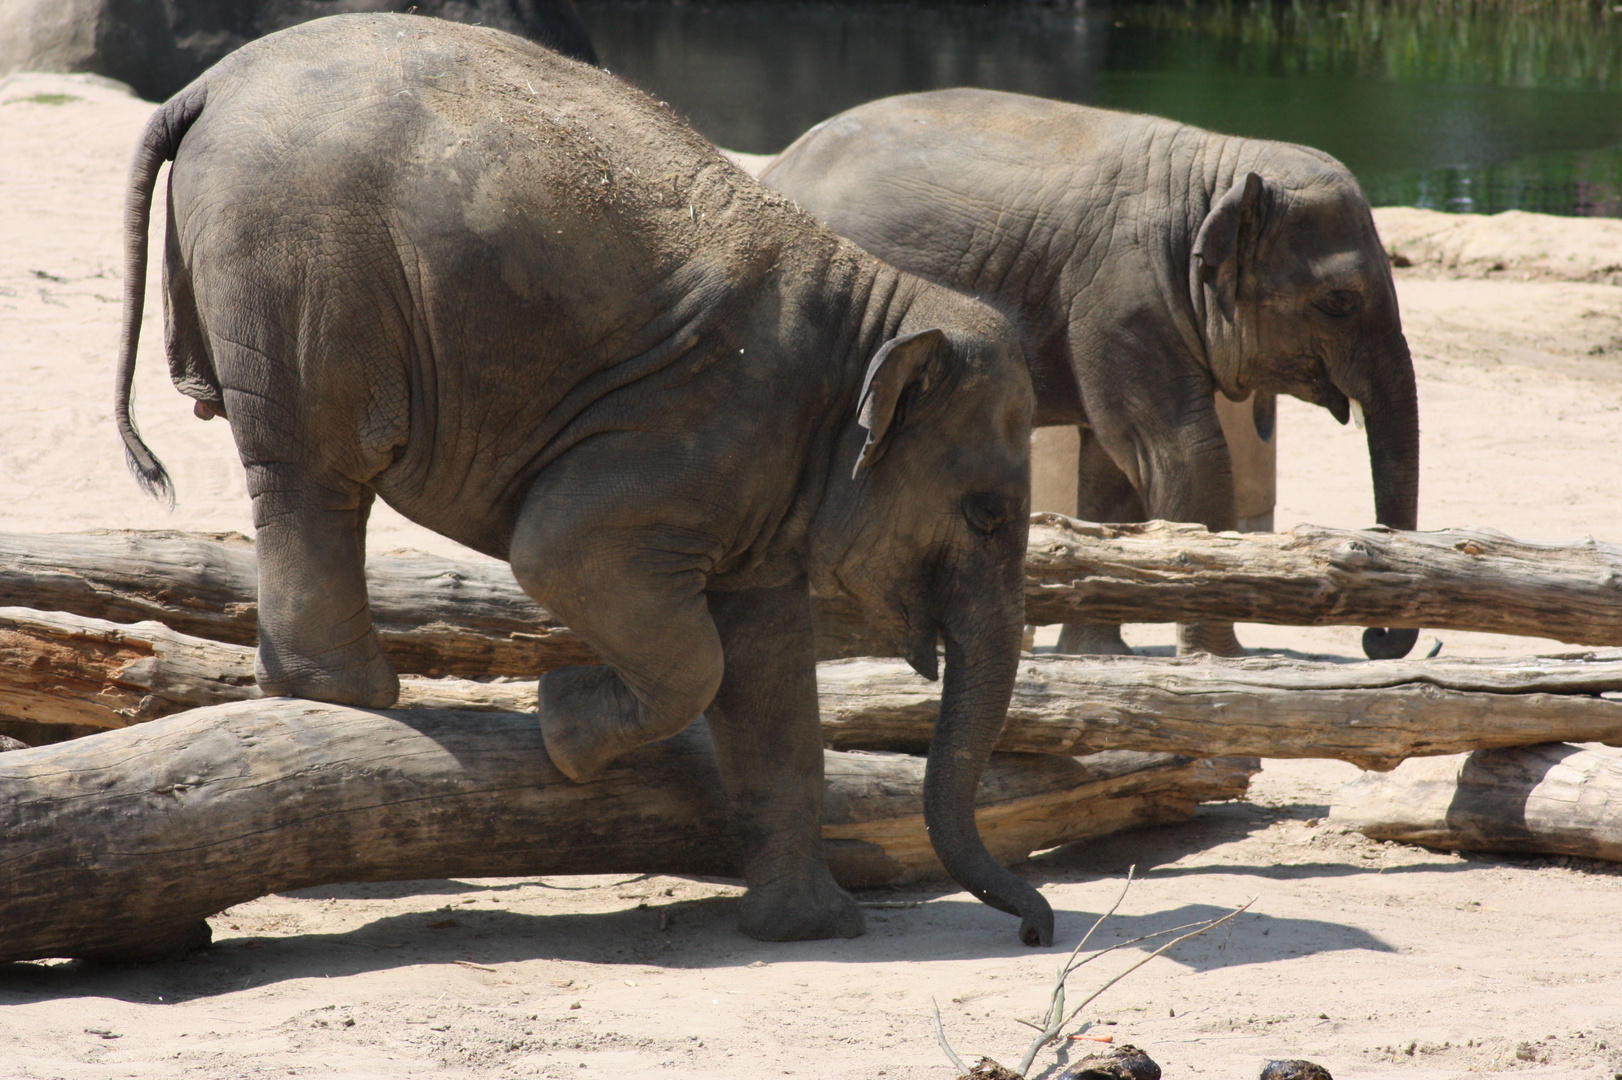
[4,93,83,106]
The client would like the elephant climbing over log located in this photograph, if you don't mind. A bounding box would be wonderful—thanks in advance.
[114,16,1050,946]
[761,88,1421,660]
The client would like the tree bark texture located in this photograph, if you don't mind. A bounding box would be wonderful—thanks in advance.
[6,520,1622,681]
[1023,515,1622,643]
[0,700,1254,963]
[7,608,1622,772]
[1332,744,1622,862]
[819,655,1622,771]
[0,531,888,675]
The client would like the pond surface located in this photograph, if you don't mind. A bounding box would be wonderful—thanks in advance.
[575,1,1622,216]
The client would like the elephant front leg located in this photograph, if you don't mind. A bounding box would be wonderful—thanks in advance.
[250,472,399,708]
[1057,426,1141,656]
[1153,423,1246,658]
[705,582,864,942]
[1069,400,1249,658]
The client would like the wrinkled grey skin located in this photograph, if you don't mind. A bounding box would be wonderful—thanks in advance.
[762,89,1420,660]
[114,16,1050,946]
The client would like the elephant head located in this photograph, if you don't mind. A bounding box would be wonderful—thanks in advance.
[1194,165,1420,659]
[808,293,1053,946]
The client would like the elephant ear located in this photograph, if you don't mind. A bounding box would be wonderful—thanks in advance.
[1193,171,1268,320]
[852,328,946,477]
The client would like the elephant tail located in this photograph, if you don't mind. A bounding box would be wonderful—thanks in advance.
[115,85,208,507]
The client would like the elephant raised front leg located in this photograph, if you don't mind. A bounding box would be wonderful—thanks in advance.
[509,472,725,784]
[510,467,862,941]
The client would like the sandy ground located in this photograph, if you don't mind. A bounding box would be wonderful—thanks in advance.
[3,73,1622,1079]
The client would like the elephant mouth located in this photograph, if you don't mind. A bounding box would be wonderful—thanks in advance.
[904,615,941,681]
[1285,356,1352,423]
[1322,386,1351,425]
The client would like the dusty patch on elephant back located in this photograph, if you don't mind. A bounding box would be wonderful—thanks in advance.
[1373,207,1622,285]
[409,27,831,304]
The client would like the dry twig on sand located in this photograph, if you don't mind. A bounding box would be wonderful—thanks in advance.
[934,869,1255,1079]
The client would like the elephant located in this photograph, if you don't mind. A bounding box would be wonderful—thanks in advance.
[760,88,1420,660]
[113,15,1051,947]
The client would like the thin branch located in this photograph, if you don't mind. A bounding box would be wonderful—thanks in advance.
[933,997,972,1077]
[1016,868,1136,1077]
[933,877,1254,1080]
[1068,866,1138,967]
[1061,918,1221,978]
[1056,898,1255,1035]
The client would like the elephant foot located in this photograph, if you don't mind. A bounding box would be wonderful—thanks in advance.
[1056,622,1134,656]
[1363,626,1419,660]
[1176,621,1245,658]
[539,664,671,783]
[255,642,399,709]
[737,866,865,942]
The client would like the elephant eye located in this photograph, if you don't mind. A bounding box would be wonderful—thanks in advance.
[962,491,1007,537]
[1314,290,1361,318]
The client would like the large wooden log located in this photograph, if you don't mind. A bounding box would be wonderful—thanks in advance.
[819,654,1622,771]
[1024,516,1622,643]
[7,520,1622,682]
[7,608,1622,771]
[1332,744,1622,862]
[0,531,888,675]
[0,700,1254,963]
[0,607,538,737]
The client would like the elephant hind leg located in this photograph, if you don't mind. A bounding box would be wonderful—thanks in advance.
[510,479,723,784]
[248,464,399,708]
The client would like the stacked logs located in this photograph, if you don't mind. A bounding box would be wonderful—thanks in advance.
[3,519,1622,962]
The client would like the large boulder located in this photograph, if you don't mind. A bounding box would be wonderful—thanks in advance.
[0,0,596,102]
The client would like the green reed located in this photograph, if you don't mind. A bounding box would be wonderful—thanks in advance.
[1115,0,1622,91]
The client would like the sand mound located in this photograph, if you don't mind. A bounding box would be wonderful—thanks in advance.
[1373,206,1622,285]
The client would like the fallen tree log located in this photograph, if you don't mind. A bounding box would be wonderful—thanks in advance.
[0,531,888,675]
[7,608,1622,771]
[819,654,1622,770]
[0,699,1254,963]
[1023,516,1622,643]
[0,607,538,739]
[1332,744,1622,863]
[6,520,1622,683]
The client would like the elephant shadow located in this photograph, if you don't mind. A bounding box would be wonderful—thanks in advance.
[0,874,1388,1006]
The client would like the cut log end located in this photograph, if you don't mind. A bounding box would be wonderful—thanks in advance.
[1333,743,1622,864]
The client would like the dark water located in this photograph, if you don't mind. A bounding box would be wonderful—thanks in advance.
[574,1,1622,216]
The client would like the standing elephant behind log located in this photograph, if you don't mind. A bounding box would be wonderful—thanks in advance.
[760,89,1421,660]
[114,16,1050,947]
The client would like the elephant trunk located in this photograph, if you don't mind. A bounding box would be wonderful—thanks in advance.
[1357,331,1421,659]
[923,579,1054,947]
